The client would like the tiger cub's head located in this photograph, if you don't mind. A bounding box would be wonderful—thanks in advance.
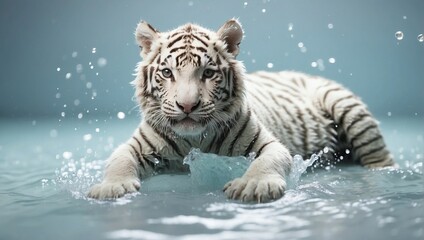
[133,19,246,137]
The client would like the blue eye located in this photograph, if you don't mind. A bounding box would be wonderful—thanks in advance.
[203,69,215,78]
[162,68,173,78]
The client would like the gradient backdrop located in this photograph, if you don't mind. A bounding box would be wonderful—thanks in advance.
[1,0,423,119]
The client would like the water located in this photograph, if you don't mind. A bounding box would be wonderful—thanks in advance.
[0,117,423,240]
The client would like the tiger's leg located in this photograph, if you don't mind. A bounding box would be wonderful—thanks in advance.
[87,143,143,199]
[223,117,292,202]
[318,82,395,167]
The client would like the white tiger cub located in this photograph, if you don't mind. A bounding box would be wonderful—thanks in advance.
[88,19,395,202]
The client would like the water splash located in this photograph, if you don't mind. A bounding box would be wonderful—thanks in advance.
[287,153,320,188]
[183,149,253,190]
[183,148,326,191]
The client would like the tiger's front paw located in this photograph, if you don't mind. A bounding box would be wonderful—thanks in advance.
[87,178,141,200]
[223,175,286,203]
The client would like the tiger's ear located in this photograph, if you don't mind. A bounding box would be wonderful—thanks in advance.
[135,21,160,58]
[217,19,243,57]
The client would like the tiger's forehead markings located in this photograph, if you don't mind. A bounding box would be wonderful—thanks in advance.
[164,24,212,68]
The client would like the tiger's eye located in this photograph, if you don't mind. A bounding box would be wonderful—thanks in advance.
[162,68,173,78]
[203,69,215,78]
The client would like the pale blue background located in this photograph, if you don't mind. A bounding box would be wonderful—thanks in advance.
[0,0,423,118]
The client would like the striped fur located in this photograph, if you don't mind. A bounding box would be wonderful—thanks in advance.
[88,20,395,202]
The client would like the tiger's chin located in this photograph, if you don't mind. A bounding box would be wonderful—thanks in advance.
[171,118,206,136]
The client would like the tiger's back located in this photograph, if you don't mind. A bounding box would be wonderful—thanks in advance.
[246,70,393,167]
[246,71,334,157]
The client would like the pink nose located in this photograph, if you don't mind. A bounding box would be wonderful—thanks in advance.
[176,101,200,114]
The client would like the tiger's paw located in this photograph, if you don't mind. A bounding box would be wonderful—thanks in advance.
[87,178,141,200]
[223,175,286,203]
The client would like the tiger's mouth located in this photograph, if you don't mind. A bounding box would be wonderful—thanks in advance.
[171,117,206,136]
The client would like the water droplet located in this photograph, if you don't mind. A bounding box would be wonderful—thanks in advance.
[92,48,96,53]
[387,111,392,117]
[288,23,293,31]
[297,42,304,48]
[86,82,92,89]
[328,57,336,64]
[243,2,248,7]
[95,128,100,133]
[83,134,92,141]
[261,8,266,13]
[345,149,350,154]
[72,51,78,58]
[395,31,404,40]
[90,65,94,69]
[418,34,424,42]
[65,73,72,79]
[328,23,334,29]
[117,112,126,119]
[97,57,107,67]
[311,61,318,68]
[56,67,61,72]
[63,151,73,159]
[61,112,65,117]
[74,99,80,106]
[77,113,83,119]
[323,147,329,153]
[154,158,160,165]
[403,16,407,20]
[188,1,194,6]
[55,93,61,99]
[267,62,274,68]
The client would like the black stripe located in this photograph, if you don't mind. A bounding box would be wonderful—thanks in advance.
[354,134,383,151]
[244,128,262,156]
[256,140,276,157]
[323,87,343,104]
[170,46,185,53]
[359,145,386,160]
[132,136,143,152]
[315,81,332,93]
[143,155,156,169]
[256,73,299,95]
[158,131,184,158]
[192,34,208,47]
[142,66,148,93]
[346,112,371,134]
[213,131,228,154]
[146,23,158,33]
[250,90,281,128]
[196,46,207,52]
[330,95,355,115]
[228,109,251,155]
[128,143,145,169]
[350,124,378,145]
[139,127,155,151]
[167,35,184,48]
[337,102,362,126]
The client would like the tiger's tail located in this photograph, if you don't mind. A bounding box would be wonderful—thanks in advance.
[316,80,395,168]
